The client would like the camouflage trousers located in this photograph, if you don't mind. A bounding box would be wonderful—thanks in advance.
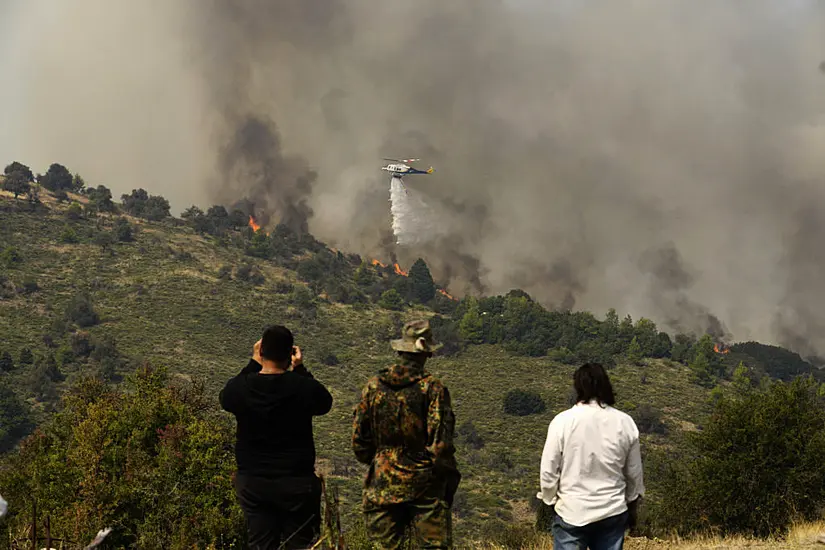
[364,497,452,549]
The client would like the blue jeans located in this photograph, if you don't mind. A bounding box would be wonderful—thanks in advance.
[552,511,628,550]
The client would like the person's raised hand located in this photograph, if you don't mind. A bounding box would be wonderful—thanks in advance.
[253,339,263,364]
[291,346,303,370]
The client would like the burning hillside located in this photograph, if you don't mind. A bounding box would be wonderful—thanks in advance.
[371,258,456,301]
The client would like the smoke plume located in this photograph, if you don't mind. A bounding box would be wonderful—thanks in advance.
[218,115,315,233]
[1,1,825,353]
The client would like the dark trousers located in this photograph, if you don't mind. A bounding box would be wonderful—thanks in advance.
[552,511,629,550]
[235,473,322,550]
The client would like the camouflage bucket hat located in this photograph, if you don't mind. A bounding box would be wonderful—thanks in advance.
[391,319,444,354]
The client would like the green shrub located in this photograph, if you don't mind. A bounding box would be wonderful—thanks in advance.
[114,217,134,242]
[59,226,80,244]
[93,230,115,251]
[503,389,546,416]
[658,376,825,537]
[631,404,666,435]
[1,246,22,267]
[321,352,340,366]
[235,263,265,285]
[429,315,464,357]
[290,285,316,310]
[26,363,58,402]
[0,366,244,548]
[121,188,171,221]
[378,289,405,311]
[66,202,83,221]
[64,292,100,327]
[547,347,577,364]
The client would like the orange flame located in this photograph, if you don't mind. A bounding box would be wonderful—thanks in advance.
[714,343,730,354]
[437,288,456,301]
[373,259,456,300]
[248,215,262,233]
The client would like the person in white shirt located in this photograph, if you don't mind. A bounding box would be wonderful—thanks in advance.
[537,363,644,550]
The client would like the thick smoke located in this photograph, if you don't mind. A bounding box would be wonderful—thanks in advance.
[638,244,730,340]
[1,1,825,353]
[218,115,315,233]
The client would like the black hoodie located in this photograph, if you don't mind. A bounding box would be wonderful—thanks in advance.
[220,360,333,478]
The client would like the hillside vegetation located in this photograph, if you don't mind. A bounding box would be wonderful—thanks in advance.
[1,164,825,548]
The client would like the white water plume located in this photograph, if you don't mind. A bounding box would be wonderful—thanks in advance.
[389,178,439,246]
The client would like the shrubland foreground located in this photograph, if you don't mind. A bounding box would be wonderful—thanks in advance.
[1,166,825,548]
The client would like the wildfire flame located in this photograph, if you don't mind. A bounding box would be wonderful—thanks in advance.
[372,259,457,300]
[248,215,262,233]
[714,343,730,354]
[437,289,456,301]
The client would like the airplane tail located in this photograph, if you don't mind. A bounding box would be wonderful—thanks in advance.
[426,167,434,174]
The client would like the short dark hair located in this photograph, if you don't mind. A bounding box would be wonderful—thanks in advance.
[573,363,616,407]
[260,325,294,362]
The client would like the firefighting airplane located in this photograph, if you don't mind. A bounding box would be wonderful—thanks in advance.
[381,158,435,179]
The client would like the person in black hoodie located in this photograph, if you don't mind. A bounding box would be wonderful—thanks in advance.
[220,325,333,550]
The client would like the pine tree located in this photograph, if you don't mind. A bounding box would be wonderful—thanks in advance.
[619,314,634,343]
[633,318,658,356]
[671,333,696,363]
[602,308,621,353]
[459,297,484,344]
[690,352,715,388]
[693,334,722,376]
[408,258,436,303]
[732,361,752,394]
[627,336,643,365]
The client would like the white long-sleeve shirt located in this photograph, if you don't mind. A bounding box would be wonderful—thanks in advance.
[538,400,645,527]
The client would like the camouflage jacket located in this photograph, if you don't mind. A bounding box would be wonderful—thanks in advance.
[352,359,460,506]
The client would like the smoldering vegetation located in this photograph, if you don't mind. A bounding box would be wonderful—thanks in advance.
[1,0,824,353]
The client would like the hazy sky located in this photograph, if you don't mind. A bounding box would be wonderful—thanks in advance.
[1,0,824,355]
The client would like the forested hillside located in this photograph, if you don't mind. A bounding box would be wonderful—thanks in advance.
[2,162,825,548]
